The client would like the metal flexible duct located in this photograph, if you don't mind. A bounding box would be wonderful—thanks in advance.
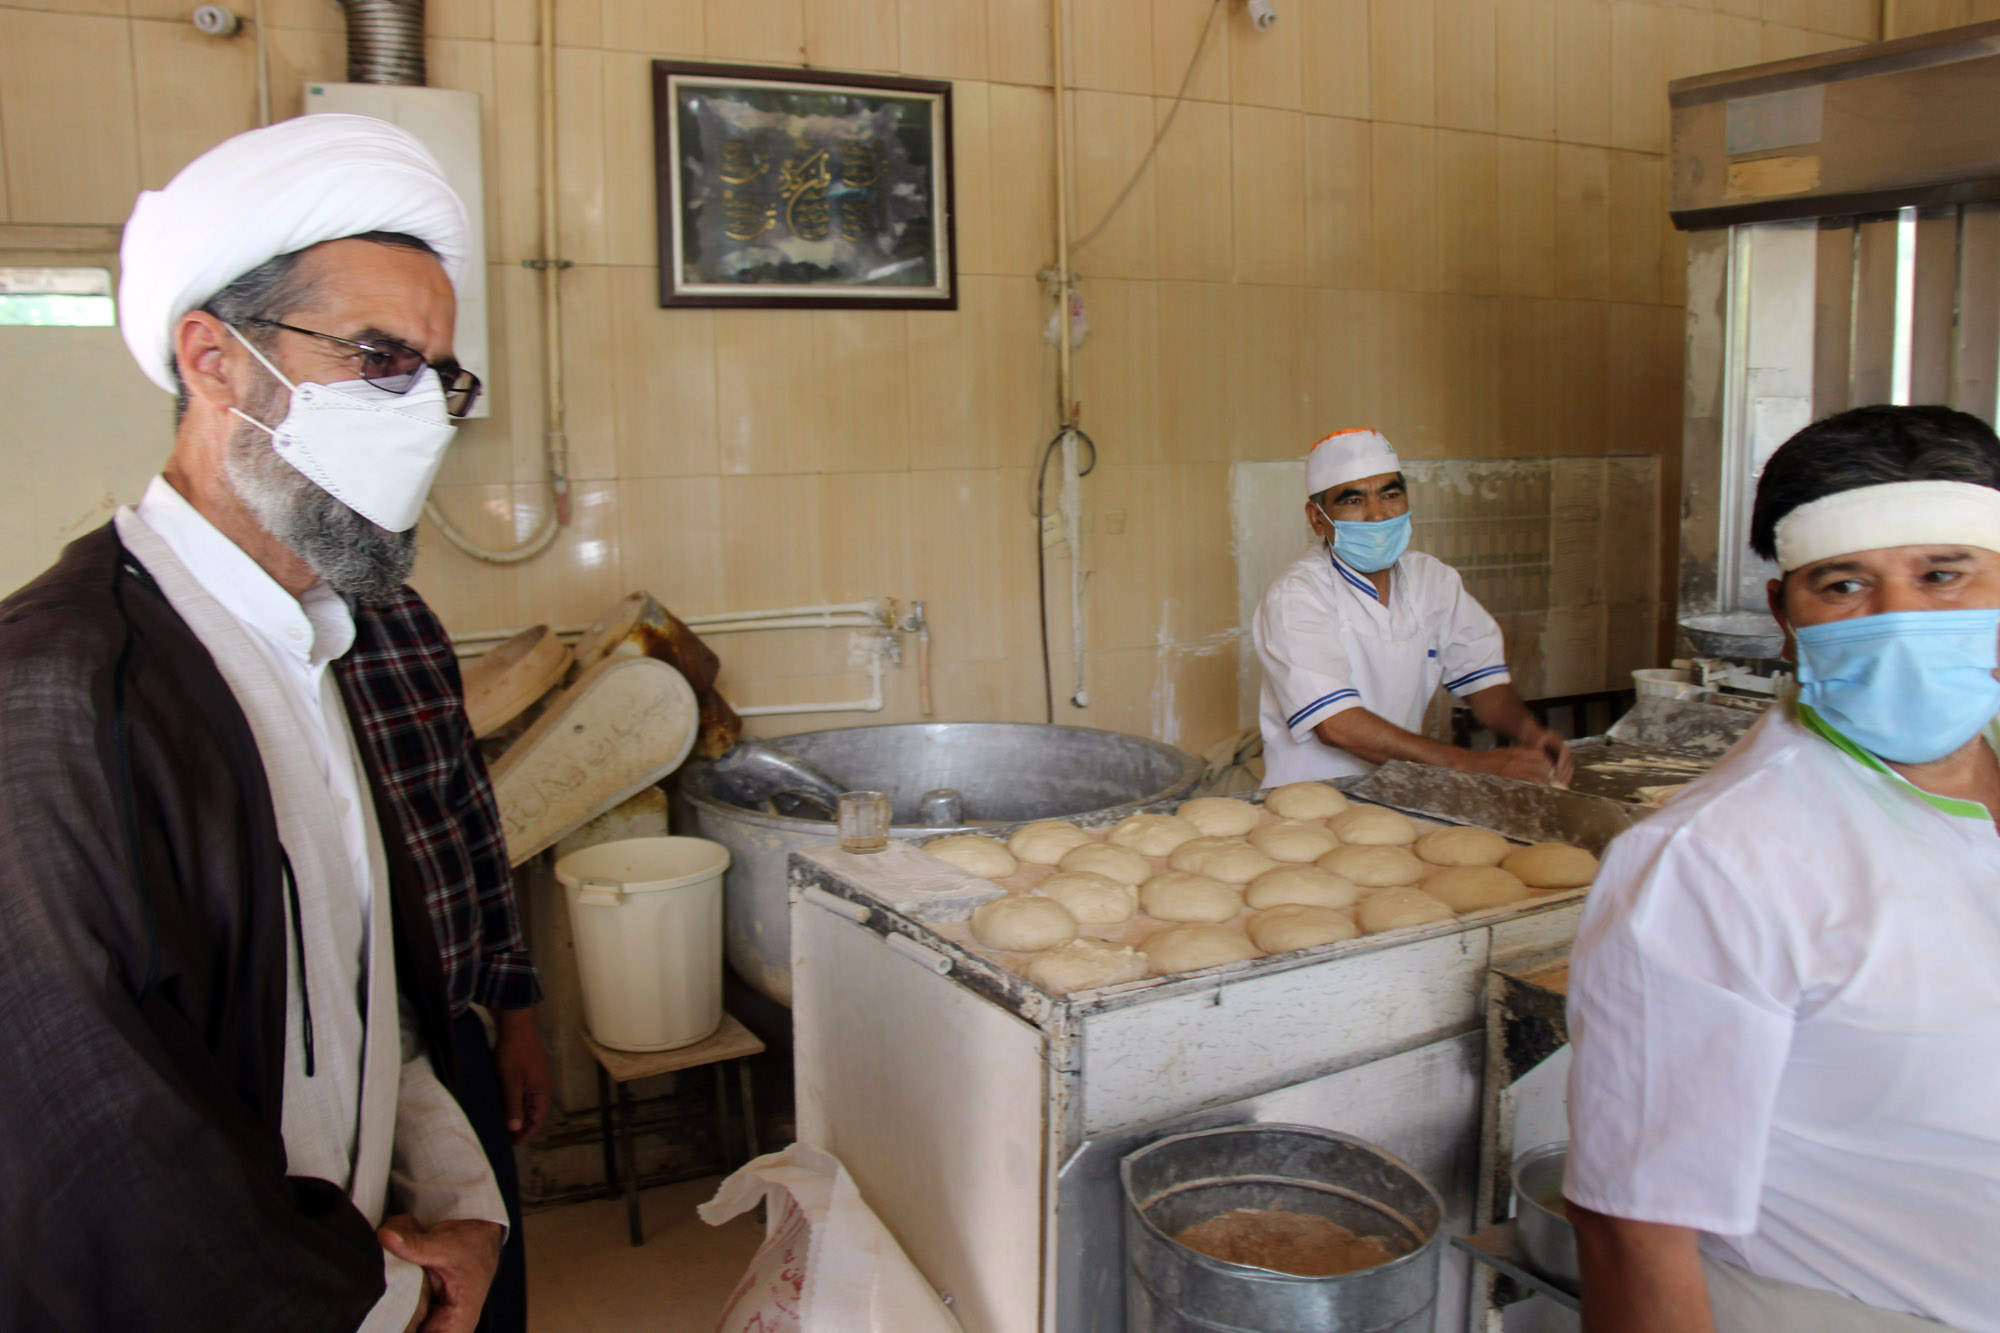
[337,0,425,86]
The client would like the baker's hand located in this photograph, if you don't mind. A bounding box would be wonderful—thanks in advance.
[1521,724,1575,787]
[494,1007,553,1143]
[1464,744,1559,785]
[379,1217,503,1333]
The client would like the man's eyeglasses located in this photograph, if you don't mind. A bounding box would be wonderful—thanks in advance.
[240,318,483,418]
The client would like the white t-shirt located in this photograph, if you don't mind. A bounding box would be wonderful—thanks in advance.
[1566,703,2000,1330]
[1251,543,1510,784]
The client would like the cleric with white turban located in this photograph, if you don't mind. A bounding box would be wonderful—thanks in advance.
[0,114,515,1333]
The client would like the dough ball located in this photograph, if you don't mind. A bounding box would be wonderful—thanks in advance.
[1139,871,1244,923]
[1168,837,1280,885]
[1107,812,1202,857]
[1036,871,1139,925]
[1244,865,1361,910]
[1058,840,1153,886]
[971,894,1078,951]
[1007,820,1093,865]
[1328,805,1419,846]
[1502,842,1600,891]
[922,834,1017,880]
[1248,819,1343,863]
[1141,924,1263,975]
[1247,904,1360,953]
[1356,886,1454,934]
[1422,865,1532,913]
[1177,796,1262,838]
[1023,938,1148,994]
[1413,826,1511,868]
[1262,782,1351,820]
[1318,844,1427,888]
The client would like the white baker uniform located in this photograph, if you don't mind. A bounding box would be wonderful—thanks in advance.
[1251,543,1511,784]
[1566,702,2000,1331]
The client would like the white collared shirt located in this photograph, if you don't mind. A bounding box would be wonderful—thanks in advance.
[1565,704,2000,1329]
[1251,543,1511,784]
[134,475,375,918]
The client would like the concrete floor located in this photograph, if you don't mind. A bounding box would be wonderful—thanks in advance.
[525,1175,764,1332]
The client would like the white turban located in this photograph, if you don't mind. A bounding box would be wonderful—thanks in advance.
[118,113,470,394]
[1306,428,1400,495]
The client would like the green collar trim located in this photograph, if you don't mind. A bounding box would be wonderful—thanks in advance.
[1795,703,1991,821]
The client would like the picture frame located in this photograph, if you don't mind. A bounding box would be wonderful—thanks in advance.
[652,61,956,310]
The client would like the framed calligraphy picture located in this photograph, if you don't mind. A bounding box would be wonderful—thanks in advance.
[653,61,956,310]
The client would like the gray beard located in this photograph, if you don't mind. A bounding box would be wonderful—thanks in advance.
[221,392,417,603]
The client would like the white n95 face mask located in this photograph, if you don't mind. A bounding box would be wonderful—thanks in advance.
[226,323,457,532]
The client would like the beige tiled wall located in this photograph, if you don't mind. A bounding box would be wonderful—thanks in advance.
[1,0,1919,756]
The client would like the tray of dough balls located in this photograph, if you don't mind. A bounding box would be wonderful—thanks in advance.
[914,782,1598,998]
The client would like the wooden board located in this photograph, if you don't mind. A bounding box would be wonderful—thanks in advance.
[461,624,570,738]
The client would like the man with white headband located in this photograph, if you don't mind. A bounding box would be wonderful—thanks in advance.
[0,116,510,1330]
[1251,427,1571,785]
[1565,404,2000,1332]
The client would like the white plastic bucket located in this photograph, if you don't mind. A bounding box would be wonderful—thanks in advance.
[554,836,731,1052]
[1632,667,1693,699]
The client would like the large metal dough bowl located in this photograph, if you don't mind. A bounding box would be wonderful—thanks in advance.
[680,722,1202,1005]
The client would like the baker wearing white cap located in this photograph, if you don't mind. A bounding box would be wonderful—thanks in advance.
[0,116,506,1331]
[1567,404,2000,1332]
[1251,428,1571,786]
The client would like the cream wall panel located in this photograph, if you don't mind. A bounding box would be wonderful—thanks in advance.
[1076,277,1162,464]
[1230,105,1303,286]
[1760,23,1853,61]
[1303,114,1371,290]
[490,41,542,264]
[1553,0,1611,147]
[1227,3,1301,112]
[705,0,803,65]
[1608,2,1671,154]
[601,0,702,55]
[1765,0,1878,40]
[1300,0,1369,121]
[1154,0,1232,104]
[553,46,608,266]
[1152,96,1232,281]
[1086,462,1236,652]
[553,263,619,480]
[906,275,1045,472]
[805,0,899,72]
[718,471,913,610]
[1369,121,1438,292]
[552,0,600,49]
[0,9,139,223]
[1435,0,1498,134]
[1225,283,1305,456]
[1436,130,1499,296]
[906,467,1039,663]
[1494,136,1556,299]
[608,278,718,479]
[2,0,124,14]
[715,307,819,475]
[1368,0,1434,125]
[1065,0,1151,96]
[600,51,658,269]
[132,19,256,190]
[615,474,725,616]
[900,0,986,82]
[1156,280,1233,462]
[1069,89,1158,279]
[427,39,502,254]
[950,81,996,276]
[493,0,536,50]
[1495,0,1556,140]
[986,0,1052,88]
[427,0,491,43]
[260,0,345,34]
[814,308,912,472]
[985,83,1055,276]
[263,26,344,120]
[1553,143,1611,301]
[1607,148,1663,304]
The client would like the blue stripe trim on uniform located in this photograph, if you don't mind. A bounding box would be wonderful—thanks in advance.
[1327,548,1381,602]
[1288,688,1360,729]
[1443,663,1509,693]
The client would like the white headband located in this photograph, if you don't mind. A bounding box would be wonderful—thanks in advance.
[1773,479,2000,571]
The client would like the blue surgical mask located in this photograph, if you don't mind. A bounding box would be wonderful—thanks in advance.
[1323,508,1412,574]
[1794,608,2000,764]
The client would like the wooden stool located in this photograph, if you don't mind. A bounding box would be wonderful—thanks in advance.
[584,1014,766,1246]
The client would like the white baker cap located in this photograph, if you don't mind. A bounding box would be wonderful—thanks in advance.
[1306,428,1400,496]
[1773,479,2000,571]
[118,113,470,394]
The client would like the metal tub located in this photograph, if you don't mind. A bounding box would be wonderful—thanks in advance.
[679,722,1201,1005]
[1123,1124,1445,1332]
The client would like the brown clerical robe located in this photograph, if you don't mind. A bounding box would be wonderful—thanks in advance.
[0,523,457,1330]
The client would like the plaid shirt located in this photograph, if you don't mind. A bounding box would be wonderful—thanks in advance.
[336,587,542,1017]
